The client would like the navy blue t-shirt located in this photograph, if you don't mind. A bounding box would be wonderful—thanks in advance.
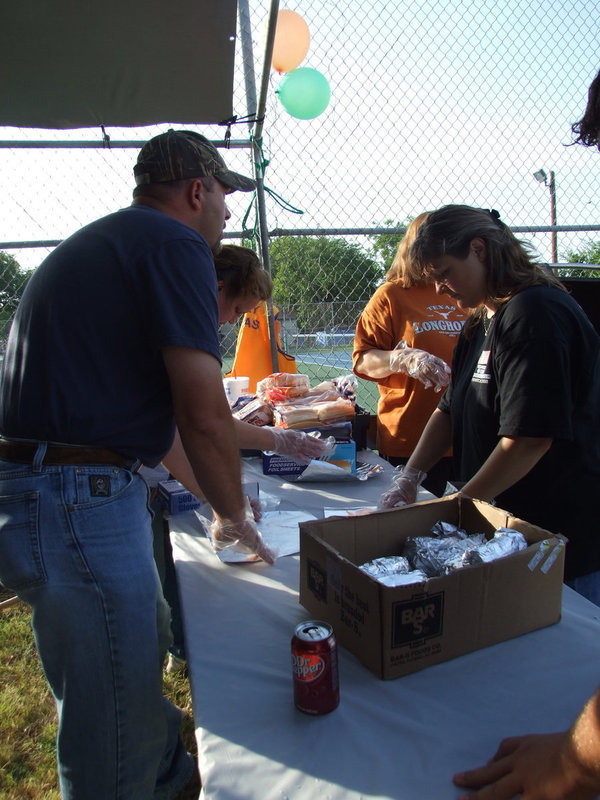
[0,205,221,465]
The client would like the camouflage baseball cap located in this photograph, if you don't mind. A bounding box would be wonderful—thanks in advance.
[134,129,256,192]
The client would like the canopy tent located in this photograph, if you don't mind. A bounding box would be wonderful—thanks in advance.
[0,0,283,372]
[0,0,238,127]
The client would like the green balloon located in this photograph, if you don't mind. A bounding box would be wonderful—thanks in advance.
[277,67,331,120]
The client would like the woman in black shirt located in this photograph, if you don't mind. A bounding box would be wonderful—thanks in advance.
[379,204,600,597]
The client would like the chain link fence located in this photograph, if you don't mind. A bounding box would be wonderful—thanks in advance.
[1,0,599,410]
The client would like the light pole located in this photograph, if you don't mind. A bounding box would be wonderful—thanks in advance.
[533,169,558,264]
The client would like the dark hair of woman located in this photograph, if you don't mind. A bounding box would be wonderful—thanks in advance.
[571,67,600,150]
[407,205,565,335]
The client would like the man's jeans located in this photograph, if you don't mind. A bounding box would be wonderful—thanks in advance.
[0,450,194,799]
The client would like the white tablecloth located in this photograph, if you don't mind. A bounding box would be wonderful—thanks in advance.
[169,453,600,800]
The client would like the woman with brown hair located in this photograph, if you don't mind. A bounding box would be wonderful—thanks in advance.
[379,204,600,599]
[353,213,465,495]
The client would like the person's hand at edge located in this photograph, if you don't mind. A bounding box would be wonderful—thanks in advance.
[453,731,600,800]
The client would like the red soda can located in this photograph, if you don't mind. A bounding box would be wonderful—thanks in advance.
[291,620,339,715]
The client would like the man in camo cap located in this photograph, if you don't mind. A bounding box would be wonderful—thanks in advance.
[134,127,256,191]
[131,128,256,256]
[0,129,271,799]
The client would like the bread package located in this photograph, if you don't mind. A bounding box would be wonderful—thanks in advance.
[256,373,310,392]
[232,397,273,426]
[273,397,354,429]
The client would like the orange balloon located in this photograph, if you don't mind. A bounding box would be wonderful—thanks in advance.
[272,10,310,73]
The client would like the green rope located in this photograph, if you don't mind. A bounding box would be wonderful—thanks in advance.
[240,186,304,240]
[240,134,304,241]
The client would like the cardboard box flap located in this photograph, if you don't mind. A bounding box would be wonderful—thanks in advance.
[504,513,569,546]
[299,496,560,567]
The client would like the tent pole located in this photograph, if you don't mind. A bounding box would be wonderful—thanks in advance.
[237,0,258,130]
[242,0,280,374]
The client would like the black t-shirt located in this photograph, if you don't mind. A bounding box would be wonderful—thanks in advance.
[439,285,600,579]
[0,205,221,465]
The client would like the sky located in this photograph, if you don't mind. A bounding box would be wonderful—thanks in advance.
[1,0,599,271]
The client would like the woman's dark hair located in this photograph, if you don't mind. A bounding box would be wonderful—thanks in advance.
[406,205,565,333]
[571,68,600,150]
[214,245,273,301]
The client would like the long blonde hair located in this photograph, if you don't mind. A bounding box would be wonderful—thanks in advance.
[386,212,431,287]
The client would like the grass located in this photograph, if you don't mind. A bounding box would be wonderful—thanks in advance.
[0,587,199,800]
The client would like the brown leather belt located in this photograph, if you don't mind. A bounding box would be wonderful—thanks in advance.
[0,438,140,470]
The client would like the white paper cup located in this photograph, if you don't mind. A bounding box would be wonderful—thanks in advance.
[223,376,250,406]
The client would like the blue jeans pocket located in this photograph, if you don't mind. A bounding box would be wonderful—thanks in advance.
[0,491,46,590]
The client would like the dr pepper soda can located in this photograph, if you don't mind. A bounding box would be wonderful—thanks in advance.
[291,620,339,715]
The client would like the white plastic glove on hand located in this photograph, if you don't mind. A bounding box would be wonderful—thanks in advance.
[270,428,333,465]
[378,465,427,509]
[210,497,275,564]
[389,340,451,391]
[247,495,262,521]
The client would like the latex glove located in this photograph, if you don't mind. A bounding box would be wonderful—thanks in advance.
[389,340,451,391]
[378,465,427,509]
[248,495,262,521]
[270,428,333,465]
[210,498,275,564]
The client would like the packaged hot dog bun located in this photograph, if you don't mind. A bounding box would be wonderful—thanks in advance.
[273,398,354,429]
[315,398,355,422]
[272,405,319,429]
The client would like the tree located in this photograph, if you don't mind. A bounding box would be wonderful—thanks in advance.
[367,219,408,275]
[0,252,33,341]
[561,240,600,278]
[270,236,382,332]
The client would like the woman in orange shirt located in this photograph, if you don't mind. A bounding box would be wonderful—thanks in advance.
[353,213,465,495]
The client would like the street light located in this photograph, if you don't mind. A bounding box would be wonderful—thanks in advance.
[533,168,558,264]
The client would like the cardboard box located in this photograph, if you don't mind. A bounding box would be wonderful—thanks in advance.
[262,439,357,477]
[158,479,202,515]
[299,495,566,679]
[159,480,259,516]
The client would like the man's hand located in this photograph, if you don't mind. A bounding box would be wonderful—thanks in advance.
[210,498,275,564]
[453,732,600,800]
[248,495,262,521]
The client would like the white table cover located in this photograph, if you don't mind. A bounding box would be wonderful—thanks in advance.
[169,453,600,800]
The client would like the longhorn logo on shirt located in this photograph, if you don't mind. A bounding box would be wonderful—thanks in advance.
[413,306,465,336]
[431,307,455,320]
